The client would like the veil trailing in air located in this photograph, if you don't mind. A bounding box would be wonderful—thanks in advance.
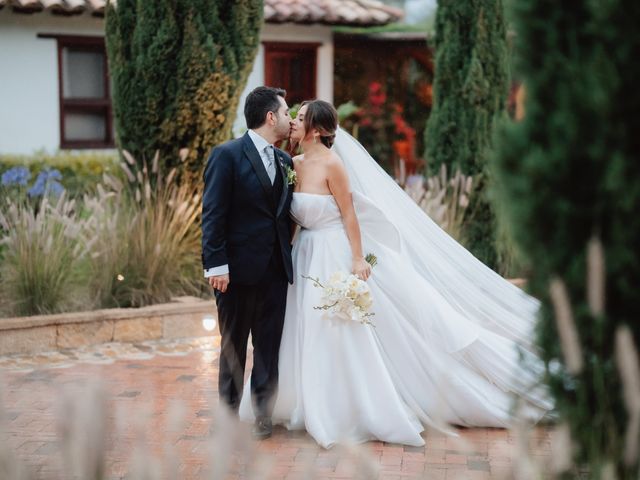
[238,128,551,439]
[332,127,541,349]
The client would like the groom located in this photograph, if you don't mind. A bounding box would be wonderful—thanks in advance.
[201,86,294,439]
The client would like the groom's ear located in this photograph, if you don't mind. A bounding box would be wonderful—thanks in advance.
[266,111,276,126]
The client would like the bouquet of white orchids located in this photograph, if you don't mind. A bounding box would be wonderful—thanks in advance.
[302,254,377,326]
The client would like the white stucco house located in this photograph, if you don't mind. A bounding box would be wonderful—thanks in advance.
[0,0,402,154]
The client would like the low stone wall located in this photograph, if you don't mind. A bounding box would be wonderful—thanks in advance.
[0,297,217,356]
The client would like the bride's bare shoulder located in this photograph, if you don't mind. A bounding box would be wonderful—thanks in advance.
[326,151,346,171]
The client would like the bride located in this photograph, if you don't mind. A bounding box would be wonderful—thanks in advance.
[239,99,552,448]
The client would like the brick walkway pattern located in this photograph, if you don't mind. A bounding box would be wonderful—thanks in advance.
[0,337,553,479]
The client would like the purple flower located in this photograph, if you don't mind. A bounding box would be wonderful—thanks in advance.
[47,181,65,197]
[27,168,65,198]
[27,178,46,197]
[1,166,31,186]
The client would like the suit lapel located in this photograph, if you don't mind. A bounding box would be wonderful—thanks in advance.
[242,133,272,202]
[275,150,289,216]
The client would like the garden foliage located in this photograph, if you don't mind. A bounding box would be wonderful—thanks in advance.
[105,0,263,182]
[492,0,640,476]
[0,155,203,317]
[0,152,119,198]
[424,0,509,268]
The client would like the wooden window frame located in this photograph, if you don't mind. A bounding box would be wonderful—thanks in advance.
[39,34,114,149]
[263,42,320,106]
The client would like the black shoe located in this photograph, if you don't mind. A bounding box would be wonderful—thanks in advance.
[252,416,272,440]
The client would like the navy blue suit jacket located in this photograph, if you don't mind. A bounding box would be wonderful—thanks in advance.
[201,132,294,285]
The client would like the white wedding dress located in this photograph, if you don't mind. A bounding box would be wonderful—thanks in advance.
[239,129,552,448]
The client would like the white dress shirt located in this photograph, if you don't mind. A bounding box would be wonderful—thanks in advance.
[204,130,274,278]
[247,129,276,181]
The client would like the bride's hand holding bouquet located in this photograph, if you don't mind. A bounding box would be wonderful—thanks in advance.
[352,256,372,281]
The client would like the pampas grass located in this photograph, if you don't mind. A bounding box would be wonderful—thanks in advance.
[0,150,204,316]
[404,164,473,241]
[0,194,92,316]
[86,151,202,308]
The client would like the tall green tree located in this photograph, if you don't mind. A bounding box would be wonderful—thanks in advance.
[424,0,509,268]
[106,0,263,181]
[492,1,640,477]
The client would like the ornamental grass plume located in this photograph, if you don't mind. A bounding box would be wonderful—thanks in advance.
[86,150,202,308]
[0,193,92,316]
[549,277,584,375]
[615,326,640,467]
[404,164,473,241]
[56,381,108,480]
[82,179,129,308]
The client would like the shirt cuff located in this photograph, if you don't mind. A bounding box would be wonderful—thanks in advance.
[204,265,229,278]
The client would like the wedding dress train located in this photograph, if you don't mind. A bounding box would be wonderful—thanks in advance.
[239,130,552,448]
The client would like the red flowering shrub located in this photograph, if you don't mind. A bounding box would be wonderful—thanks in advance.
[342,82,420,175]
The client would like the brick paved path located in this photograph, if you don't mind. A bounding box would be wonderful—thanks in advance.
[0,337,553,479]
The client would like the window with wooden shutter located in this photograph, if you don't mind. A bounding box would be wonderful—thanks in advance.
[39,35,114,149]
[263,42,319,107]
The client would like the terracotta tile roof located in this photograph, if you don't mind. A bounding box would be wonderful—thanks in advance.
[265,0,403,25]
[0,0,403,26]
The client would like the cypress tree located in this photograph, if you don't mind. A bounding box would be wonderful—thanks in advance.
[424,0,509,268]
[492,1,640,476]
[106,0,263,180]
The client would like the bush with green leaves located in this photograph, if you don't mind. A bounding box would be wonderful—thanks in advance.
[492,0,640,476]
[0,152,119,198]
[424,0,509,269]
[106,0,263,183]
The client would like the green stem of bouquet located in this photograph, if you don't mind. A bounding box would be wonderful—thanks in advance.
[301,274,324,289]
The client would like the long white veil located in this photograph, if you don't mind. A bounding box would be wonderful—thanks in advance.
[332,128,540,348]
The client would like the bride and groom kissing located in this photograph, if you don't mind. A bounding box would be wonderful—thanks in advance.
[202,86,552,448]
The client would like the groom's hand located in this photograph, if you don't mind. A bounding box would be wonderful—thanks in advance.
[209,274,230,293]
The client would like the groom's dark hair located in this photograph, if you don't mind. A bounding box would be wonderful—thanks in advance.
[244,86,287,129]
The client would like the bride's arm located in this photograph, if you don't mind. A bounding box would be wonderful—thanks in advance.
[327,154,372,281]
[290,155,303,241]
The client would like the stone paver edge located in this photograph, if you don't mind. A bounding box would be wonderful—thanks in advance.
[0,299,217,331]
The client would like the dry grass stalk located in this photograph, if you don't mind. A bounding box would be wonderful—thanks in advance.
[511,403,543,480]
[86,151,202,308]
[549,277,584,375]
[550,422,573,474]
[0,374,597,480]
[615,326,640,466]
[0,194,92,316]
[56,381,108,479]
[0,147,204,314]
[587,236,605,316]
[0,378,34,479]
[404,165,473,240]
[600,462,617,480]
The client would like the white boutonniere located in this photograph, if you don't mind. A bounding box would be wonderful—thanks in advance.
[281,162,297,186]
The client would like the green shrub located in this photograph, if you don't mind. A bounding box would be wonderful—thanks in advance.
[86,153,203,308]
[106,0,263,182]
[0,195,91,317]
[0,152,120,198]
[0,151,204,316]
[424,0,509,268]
[492,0,640,476]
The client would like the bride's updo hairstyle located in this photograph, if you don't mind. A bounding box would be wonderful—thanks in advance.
[300,100,338,148]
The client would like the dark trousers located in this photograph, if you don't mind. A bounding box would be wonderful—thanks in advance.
[215,251,288,418]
